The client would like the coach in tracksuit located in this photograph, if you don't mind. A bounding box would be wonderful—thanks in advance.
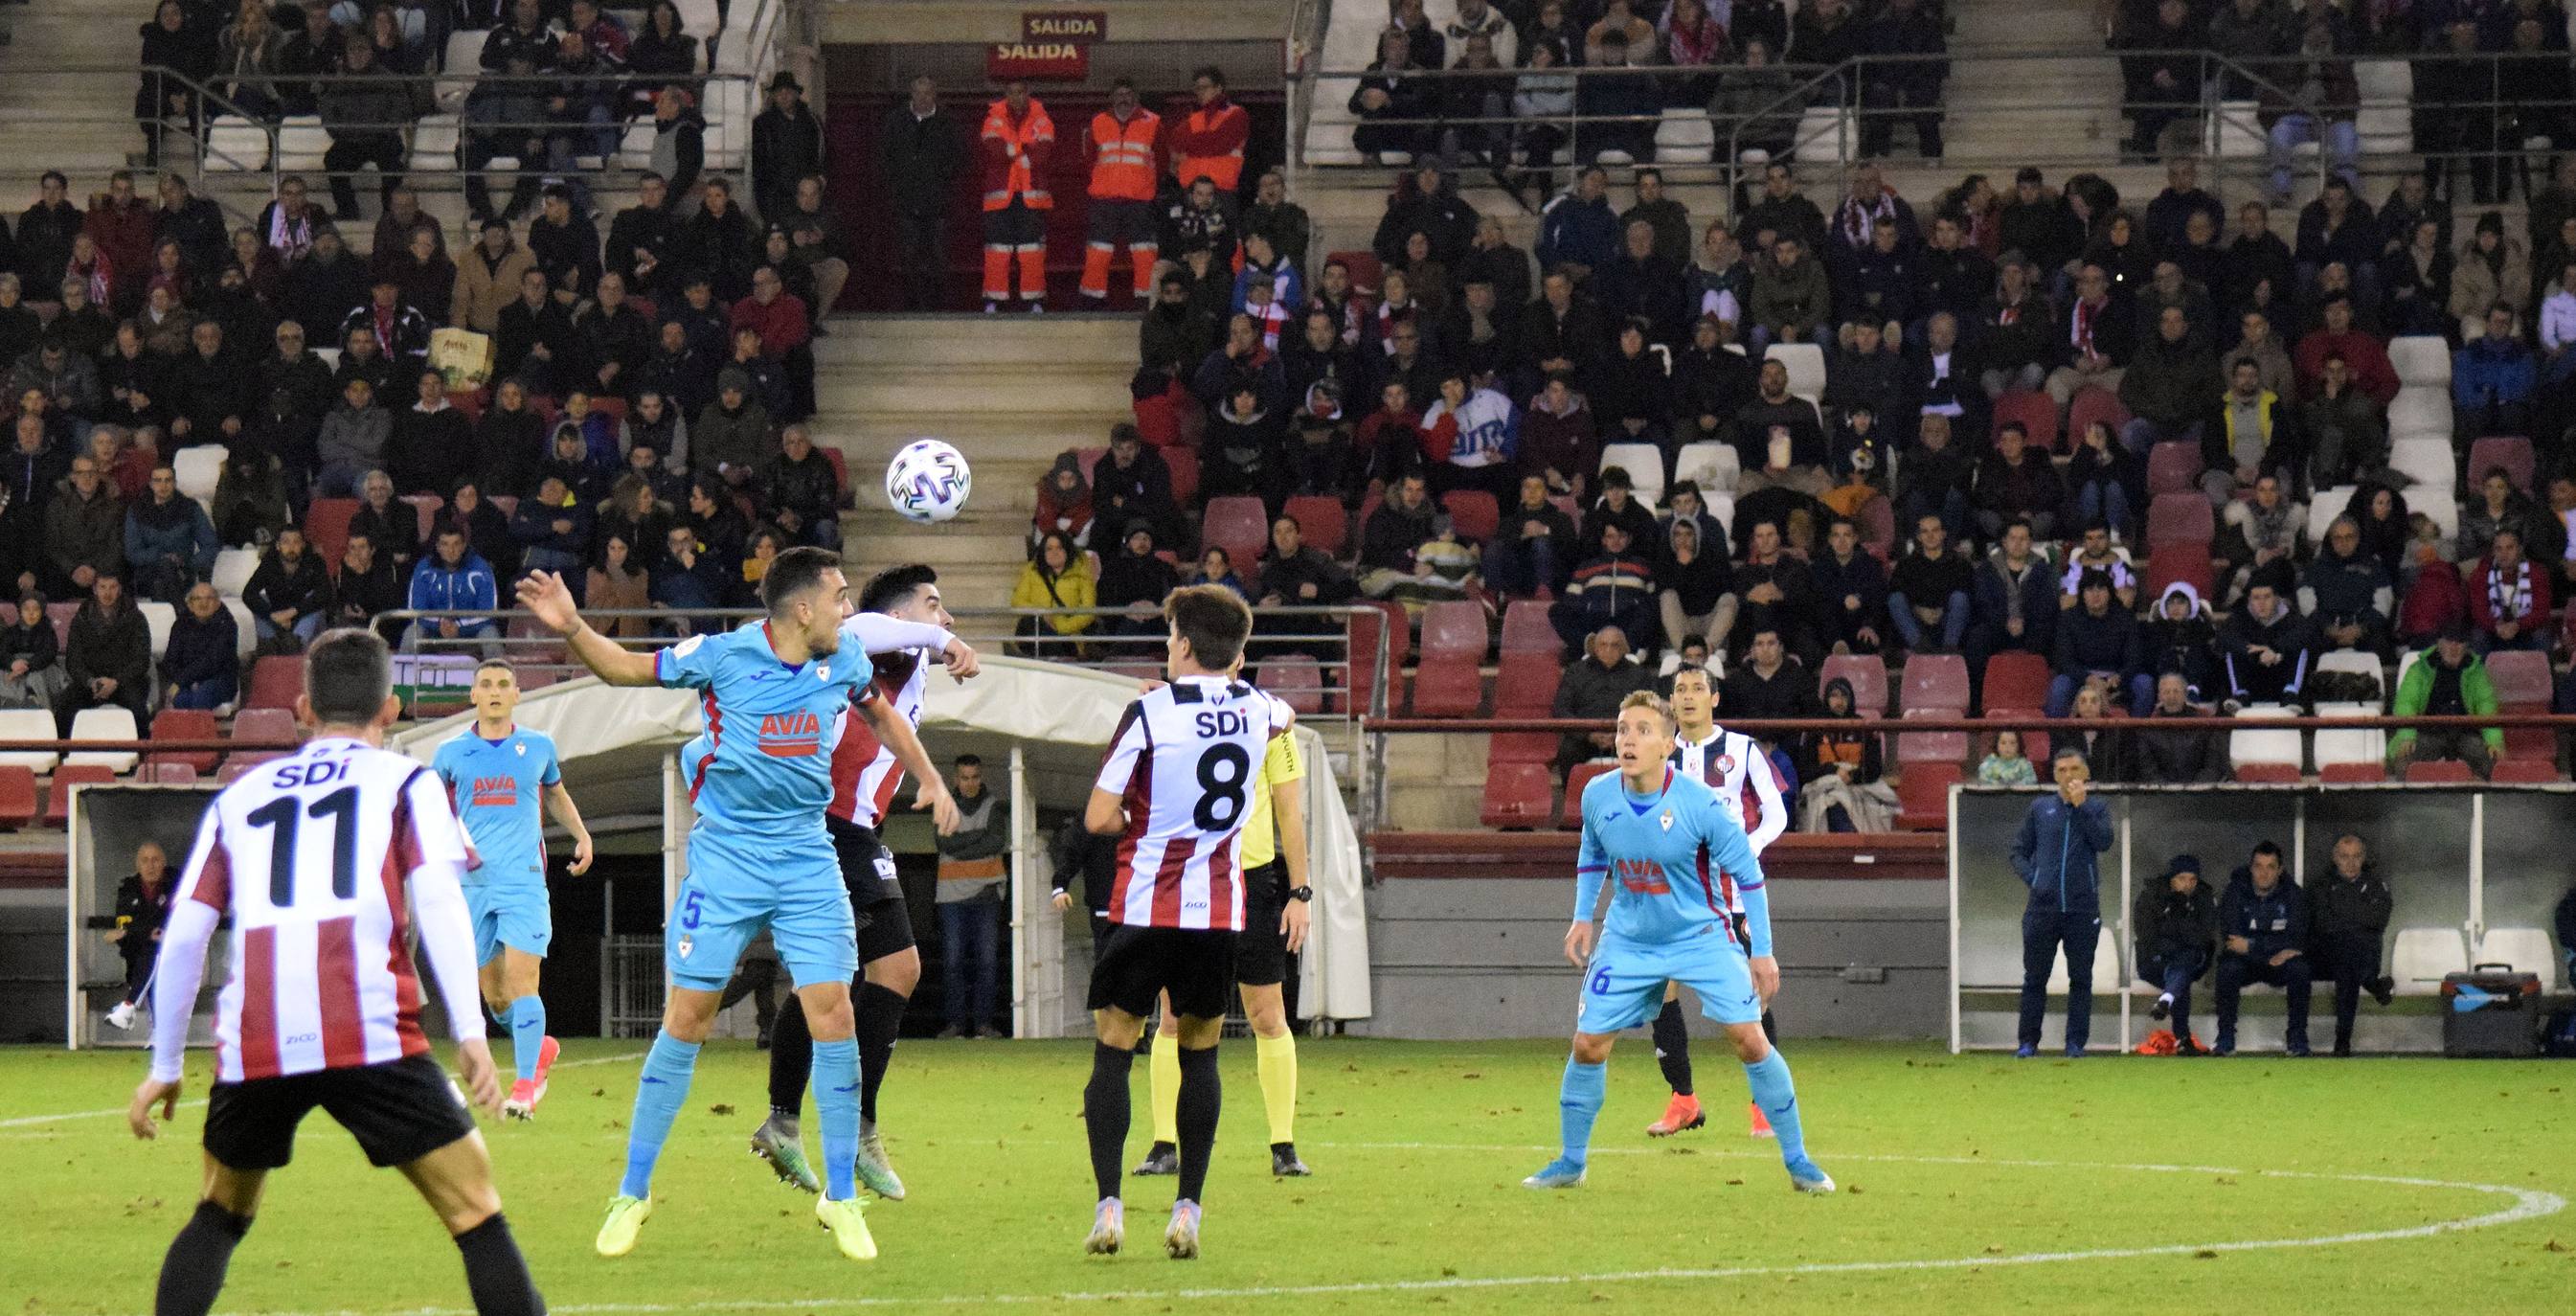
[2214,841,2313,1056]
[2010,746,2114,1057]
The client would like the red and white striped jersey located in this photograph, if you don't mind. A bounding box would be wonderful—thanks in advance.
[1671,725,1788,914]
[1095,676,1291,931]
[825,613,954,828]
[172,737,477,1083]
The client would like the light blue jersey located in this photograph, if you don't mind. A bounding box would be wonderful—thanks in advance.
[1571,767,1774,1034]
[432,726,561,886]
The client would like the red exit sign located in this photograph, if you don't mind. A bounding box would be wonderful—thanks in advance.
[987,42,1090,80]
[1022,11,1107,41]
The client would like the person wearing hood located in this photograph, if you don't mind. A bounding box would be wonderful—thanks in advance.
[1654,513,1738,660]
[1096,519,1180,638]
[1030,451,1095,555]
[1796,675,1895,833]
[2048,569,2149,716]
[2214,841,2313,1056]
[2308,832,2394,1056]
[122,464,216,605]
[2134,852,2220,1054]
[2300,515,2393,658]
[690,367,775,486]
[2011,746,2114,1057]
[2219,571,2313,709]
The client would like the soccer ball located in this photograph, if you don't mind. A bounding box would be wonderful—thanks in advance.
[884,439,973,524]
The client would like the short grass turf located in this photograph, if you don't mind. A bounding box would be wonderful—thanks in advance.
[5,1038,2572,1314]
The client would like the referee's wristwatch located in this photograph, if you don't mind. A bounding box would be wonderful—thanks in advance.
[1286,885,1315,903]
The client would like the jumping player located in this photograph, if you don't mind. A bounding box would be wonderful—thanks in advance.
[751,564,981,1201]
[1654,663,1788,1139]
[516,552,959,1262]
[1136,656,1313,1180]
[127,627,547,1316]
[1079,585,1289,1259]
[1524,691,1832,1195]
[431,659,596,1121]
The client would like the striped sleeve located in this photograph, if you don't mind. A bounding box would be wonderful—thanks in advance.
[176,802,230,913]
[1093,698,1151,795]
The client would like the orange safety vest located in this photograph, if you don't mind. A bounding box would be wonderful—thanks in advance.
[1087,107,1161,201]
[980,99,1056,212]
[1172,99,1249,193]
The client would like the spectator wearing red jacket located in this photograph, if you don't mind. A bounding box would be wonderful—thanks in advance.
[83,172,158,316]
[2466,527,2553,652]
[1169,65,1251,194]
[733,264,813,419]
[2291,295,2398,403]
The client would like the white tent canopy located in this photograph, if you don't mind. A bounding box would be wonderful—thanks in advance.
[394,658,1371,1030]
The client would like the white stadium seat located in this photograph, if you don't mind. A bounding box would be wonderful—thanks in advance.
[65,708,142,775]
[0,709,59,774]
[2392,927,2468,986]
[1599,442,1663,509]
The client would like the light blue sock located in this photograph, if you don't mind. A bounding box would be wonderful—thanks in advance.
[1557,1056,1607,1169]
[619,1032,701,1199]
[812,1037,862,1200]
[508,995,546,1083]
[1743,1049,1811,1169]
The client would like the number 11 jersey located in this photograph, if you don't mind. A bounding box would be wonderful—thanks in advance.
[1093,675,1291,932]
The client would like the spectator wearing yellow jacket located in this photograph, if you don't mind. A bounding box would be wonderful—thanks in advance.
[1012,530,1096,658]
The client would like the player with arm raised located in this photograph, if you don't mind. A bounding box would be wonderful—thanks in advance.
[127,627,546,1316]
[1523,691,1833,1195]
[751,564,980,1200]
[515,549,958,1263]
[1078,585,1286,1259]
[1653,663,1790,1139]
[431,659,596,1122]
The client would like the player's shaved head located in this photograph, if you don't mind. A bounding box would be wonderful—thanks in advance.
[1165,583,1253,672]
[305,627,394,728]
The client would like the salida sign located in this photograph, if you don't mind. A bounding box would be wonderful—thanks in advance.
[987,11,1106,81]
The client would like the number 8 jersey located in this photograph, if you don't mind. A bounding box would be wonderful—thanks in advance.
[1093,675,1292,932]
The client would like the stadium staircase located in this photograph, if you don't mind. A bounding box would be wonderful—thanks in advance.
[0,0,148,197]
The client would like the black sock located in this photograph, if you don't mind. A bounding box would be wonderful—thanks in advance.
[854,981,909,1125]
[1175,1044,1222,1205]
[1651,997,1694,1097]
[454,1212,547,1316]
[156,1201,251,1316]
[767,991,813,1116]
[1761,1009,1777,1043]
[1083,1042,1137,1201]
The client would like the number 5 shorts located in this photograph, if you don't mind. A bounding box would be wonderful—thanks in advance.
[667,828,855,991]
[1574,927,1762,1035]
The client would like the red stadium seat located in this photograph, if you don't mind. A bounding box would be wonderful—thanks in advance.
[1896,709,1968,764]
[1344,601,1411,715]
[1900,653,1970,714]
[47,601,76,649]
[1163,446,1199,505]
[1985,708,2045,763]
[143,762,199,784]
[0,765,34,830]
[1074,446,1108,485]
[2066,386,2132,451]
[244,656,305,712]
[1490,731,1556,764]
[1990,389,2059,452]
[1326,249,1383,293]
[2146,442,2203,497]
[1857,495,1896,557]
[1282,495,1348,557]
[43,765,116,826]
[2404,760,2476,783]
[217,755,283,783]
[1201,496,1269,567]
[821,446,850,504]
[230,706,299,750]
[1500,600,1558,653]
[2489,758,2562,783]
[399,494,443,543]
[1440,490,1500,543]
[1493,652,1561,715]
[2318,761,2386,783]
[1256,655,1324,715]
[1418,601,1488,663]
[2484,649,2553,704]
[2465,436,2534,493]
[1480,762,1556,830]
[2233,762,2302,783]
[1408,659,1485,717]
[1980,652,2051,714]
[1819,653,1888,716]
[303,498,358,566]
[2499,705,2553,762]
[2147,493,2214,549]
[2143,546,2215,602]
[1895,762,1961,830]
[1560,762,1617,828]
[147,710,220,774]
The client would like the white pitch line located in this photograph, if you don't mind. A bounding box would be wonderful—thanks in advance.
[200,1144,2566,1316]
[0,1052,645,1129]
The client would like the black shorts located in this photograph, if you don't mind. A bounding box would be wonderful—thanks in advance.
[1087,924,1237,1021]
[1234,859,1290,987]
[203,1053,475,1171]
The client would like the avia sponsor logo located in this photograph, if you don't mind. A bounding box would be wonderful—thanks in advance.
[469,777,518,807]
[757,711,824,757]
[1615,857,1671,896]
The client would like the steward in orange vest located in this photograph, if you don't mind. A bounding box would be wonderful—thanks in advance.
[979,80,1056,308]
[1170,64,1251,193]
[1082,79,1162,304]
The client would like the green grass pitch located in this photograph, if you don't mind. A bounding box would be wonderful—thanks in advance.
[6,1038,2572,1313]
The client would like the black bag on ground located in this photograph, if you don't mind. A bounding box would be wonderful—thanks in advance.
[2440,963,2542,1057]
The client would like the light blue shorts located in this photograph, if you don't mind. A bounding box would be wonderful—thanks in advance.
[464,883,551,963]
[667,828,852,991]
[1574,926,1761,1035]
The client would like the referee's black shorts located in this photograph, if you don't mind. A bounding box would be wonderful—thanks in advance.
[1234,858,1291,987]
[1087,924,1236,1021]
[204,1053,476,1171]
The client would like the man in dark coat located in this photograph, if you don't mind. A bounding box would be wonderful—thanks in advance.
[2308,832,2395,1056]
[880,75,970,309]
[752,73,825,227]
[2214,841,2313,1056]
[2133,852,2219,1054]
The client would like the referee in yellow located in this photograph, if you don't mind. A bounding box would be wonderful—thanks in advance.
[1135,674,1315,1177]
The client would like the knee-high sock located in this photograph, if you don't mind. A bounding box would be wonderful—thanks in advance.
[811,1037,861,1200]
[155,1201,250,1316]
[1083,1042,1137,1201]
[1742,1049,1811,1169]
[854,981,908,1127]
[620,1032,701,1198]
[453,1213,545,1316]
[1255,1032,1297,1145]
[767,992,812,1120]
[1148,1030,1182,1146]
[1557,1056,1607,1169]
[1174,1045,1221,1204]
[1650,998,1694,1097]
[508,995,545,1083]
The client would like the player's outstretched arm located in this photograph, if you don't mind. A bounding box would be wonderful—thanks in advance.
[854,693,961,834]
[543,783,596,875]
[515,571,660,687]
[844,613,980,681]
